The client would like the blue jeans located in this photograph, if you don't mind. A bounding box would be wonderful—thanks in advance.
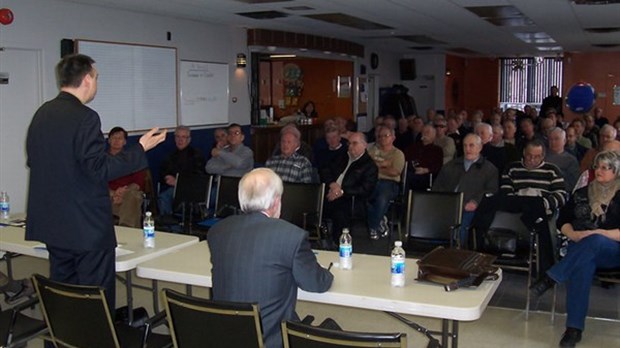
[547,234,620,330]
[157,186,174,215]
[460,210,475,248]
[367,180,399,231]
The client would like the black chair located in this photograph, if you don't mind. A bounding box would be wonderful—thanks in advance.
[32,274,171,348]
[280,182,325,240]
[0,297,48,348]
[213,175,241,218]
[173,173,212,234]
[161,288,263,348]
[281,320,407,348]
[387,162,409,243]
[472,210,541,320]
[405,190,463,250]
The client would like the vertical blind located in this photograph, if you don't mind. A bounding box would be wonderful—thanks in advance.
[499,58,563,108]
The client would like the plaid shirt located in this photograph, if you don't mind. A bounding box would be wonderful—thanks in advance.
[266,152,313,183]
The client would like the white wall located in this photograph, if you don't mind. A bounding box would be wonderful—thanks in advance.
[0,0,249,211]
[401,54,446,116]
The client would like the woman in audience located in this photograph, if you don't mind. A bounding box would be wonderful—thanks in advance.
[531,150,620,347]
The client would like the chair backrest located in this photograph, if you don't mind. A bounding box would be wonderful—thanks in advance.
[280,182,325,236]
[162,288,263,348]
[281,320,406,348]
[173,173,212,211]
[214,175,241,217]
[32,274,120,348]
[406,190,463,244]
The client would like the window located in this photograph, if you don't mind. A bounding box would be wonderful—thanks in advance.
[499,57,563,111]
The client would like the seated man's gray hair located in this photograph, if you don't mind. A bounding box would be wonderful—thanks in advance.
[238,168,283,213]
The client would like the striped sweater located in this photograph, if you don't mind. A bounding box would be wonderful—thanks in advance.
[500,161,567,214]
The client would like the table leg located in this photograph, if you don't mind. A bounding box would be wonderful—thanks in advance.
[126,270,133,324]
[152,279,159,313]
[442,319,449,347]
[452,320,459,348]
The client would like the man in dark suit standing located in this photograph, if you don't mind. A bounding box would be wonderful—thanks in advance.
[208,168,333,348]
[25,54,166,309]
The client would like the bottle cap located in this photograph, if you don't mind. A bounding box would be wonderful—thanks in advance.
[146,211,152,217]
[394,241,402,247]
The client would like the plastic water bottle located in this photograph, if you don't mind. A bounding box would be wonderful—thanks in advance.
[391,241,406,287]
[339,228,352,270]
[143,211,155,248]
[0,191,10,220]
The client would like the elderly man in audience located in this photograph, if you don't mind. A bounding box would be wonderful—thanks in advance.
[208,168,333,348]
[321,132,378,246]
[546,127,581,193]
[313,125,348,171]
[579,124,618,172]
[272,123,314,163]
[433,133,498,247]
[433,116,456,164]
[530,150,620,348]
[211,127,228,150]
[500,139,567,275]
[267,126,314,183]
[367,126,405,240]
[565,126,589,163]
[405,124,443,191]
[158,125,206,215]
[107,126,146,228]
[490,124,520,166]
[205,123,254,177]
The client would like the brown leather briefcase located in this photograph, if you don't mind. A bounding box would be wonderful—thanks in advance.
[417,246,499,291]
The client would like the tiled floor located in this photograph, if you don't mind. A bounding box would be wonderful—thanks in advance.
[2,251,619,347]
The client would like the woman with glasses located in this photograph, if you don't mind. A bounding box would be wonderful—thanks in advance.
[531,150,620,347]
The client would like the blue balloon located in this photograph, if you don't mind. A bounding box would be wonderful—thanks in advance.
[566,83,596,113]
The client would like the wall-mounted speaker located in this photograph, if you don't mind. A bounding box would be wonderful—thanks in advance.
[399,59,416,81]
[60,39,75,58]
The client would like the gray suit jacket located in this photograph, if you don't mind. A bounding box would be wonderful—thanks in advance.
[207,212,333,348]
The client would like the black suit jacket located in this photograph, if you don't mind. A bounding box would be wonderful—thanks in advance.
[26,92,148,250]
[319,151,378,198]
[208,212,333,348]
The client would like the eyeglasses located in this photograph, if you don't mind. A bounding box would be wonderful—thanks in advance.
[434,124,446,128]
[593,164,614,171]
[228,130,242,136]
[377,133,392,138]
[175,135,190,139]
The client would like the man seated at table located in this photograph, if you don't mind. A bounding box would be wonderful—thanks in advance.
[207,168,334,348]
[205,123,253,177]
[107,126,146,228]
[320,132,378,246]
[158,125,206,215]
[432,133,498,248]
[267,126,314,183]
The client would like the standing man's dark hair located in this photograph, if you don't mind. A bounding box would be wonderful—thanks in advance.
[55,54,96,88]
[26,53,166,310]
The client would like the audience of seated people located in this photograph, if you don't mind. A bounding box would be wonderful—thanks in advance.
[271,123,314,163]
[205,123,254,177]
[158,125,207,215]
[366,126,405,240]
[404,124,443,191]
[320,132,378,246]
[579,124,618,173]
[432,133,498,247]
[107,126,146,228]
[267,125,314,183]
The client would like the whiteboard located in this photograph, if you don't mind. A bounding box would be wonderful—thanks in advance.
[77,40,178,133]
[180,60,229,126]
